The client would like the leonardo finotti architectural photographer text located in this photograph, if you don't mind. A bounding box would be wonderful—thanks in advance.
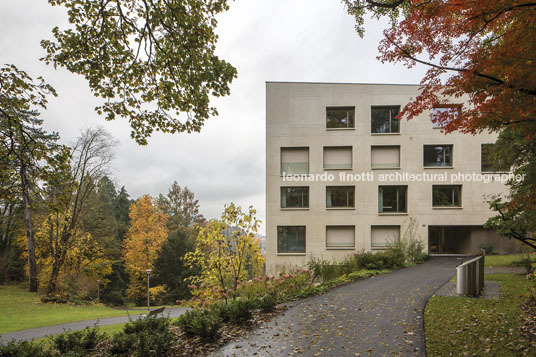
[282,171,525,184]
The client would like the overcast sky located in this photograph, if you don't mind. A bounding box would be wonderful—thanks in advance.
[0,0,427,234]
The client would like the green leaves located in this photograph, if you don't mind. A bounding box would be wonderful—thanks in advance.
[42,0,237,145]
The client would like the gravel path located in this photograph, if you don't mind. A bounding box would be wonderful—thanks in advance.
[212,257,466,357]
[0,307,189,342]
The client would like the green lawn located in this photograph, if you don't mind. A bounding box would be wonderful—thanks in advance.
[0,285,133,334]
[485,253,534,268]
[425,274,536,356]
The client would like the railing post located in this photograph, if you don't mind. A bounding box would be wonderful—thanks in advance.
[456,263,468,295]
[456,255,485,297]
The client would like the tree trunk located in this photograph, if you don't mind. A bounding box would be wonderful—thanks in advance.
[46,260,62,296]
[21,172,38,292]
[46,228,70,296]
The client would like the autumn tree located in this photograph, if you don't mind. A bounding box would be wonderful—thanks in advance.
[185,203,264,304]
[42,0,237,144]
[40,127,117,295]
[344,0,536,249]
[0,65,70,291]
[122,195,168,304]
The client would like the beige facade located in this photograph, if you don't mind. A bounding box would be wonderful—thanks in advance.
[266,82,520,275]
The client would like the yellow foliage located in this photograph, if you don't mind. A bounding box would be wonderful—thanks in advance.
[34,210,113,295]
[185,203,264,304]
[122,195,169,302]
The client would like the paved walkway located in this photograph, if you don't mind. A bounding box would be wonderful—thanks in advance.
[212,257,465,356]
[0,307,189,342]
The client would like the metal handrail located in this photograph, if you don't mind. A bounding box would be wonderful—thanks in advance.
[456,255,485,296]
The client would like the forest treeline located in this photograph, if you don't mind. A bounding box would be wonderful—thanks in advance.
[0,123,206,306]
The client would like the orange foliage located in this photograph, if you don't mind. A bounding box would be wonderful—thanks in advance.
[122,195,169,302]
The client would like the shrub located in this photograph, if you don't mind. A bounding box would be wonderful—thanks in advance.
[479,243,496,255]
[102,290,126,306]
[276,270,314,296]
[109,316,172,356]
[252,292,279,313]
[218,299,253,324]
[513,255,536,274]
[175,308,221,341]
[0,340,49,357]
[52,326,105,356]
[307,257,341,282]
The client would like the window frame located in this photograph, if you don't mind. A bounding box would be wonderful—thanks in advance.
[378,185,408,214]
[280,147,309,176]
[323,146,353,170]
[326,106,355,130]
[280,186,309,209]
[371,105,401,134]
[326,186,355,209]
[277,226,306,254]
[431,104,461,129]
[371,145,401,170]
[326,225,356,250]
[432,185,462,208]
[423,144,453,168]
[370,225,401,250]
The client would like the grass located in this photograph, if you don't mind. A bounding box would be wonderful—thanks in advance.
[485,253,535,268]
[425,273,536,356]
[0,285,142,334]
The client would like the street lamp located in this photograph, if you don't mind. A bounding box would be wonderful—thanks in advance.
[96,280,100,303]
[145,269,152,311]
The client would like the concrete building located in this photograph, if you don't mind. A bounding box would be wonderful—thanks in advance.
[265,82,521,275]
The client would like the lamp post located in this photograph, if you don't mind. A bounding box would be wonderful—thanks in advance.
[96,280,100,303]
[145,269,152,311]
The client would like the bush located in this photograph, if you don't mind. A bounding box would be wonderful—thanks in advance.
[308,257,342,282]
[109,316,172,356]
[513,255,536,274]
[215,299,252,325]
[175,308,221,341]
[52,326,105,356]
[0,340,49,357]
[479,243,496,255]
[102,290,125,306]
[252,292,279,313]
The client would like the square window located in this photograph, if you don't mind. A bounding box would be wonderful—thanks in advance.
[281,147,309,175]
[371,226,400,249]
[378,186,407,213]
[327,107,355,129]
[323,146,352,170]
[431,106,460,128]
[277,226,306,253]
[424,145,453,167]
[432,185,462,207]
[326,226,355,249]
[326,186,355,208]
[481,144,509,172]
[281,187,309,208]
[371,146,400,169]
[371,106,400,134]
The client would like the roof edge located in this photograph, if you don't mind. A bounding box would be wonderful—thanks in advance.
[265,81,422,86]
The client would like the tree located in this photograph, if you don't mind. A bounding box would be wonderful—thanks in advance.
[122,195,168,304]
[153,229,197,303]
[185,203,264,304]
[41,127,117,295]
[344,0,536,249]
[42,0,237,145]
[157,181,206,240]
[114,186,133,242]
[0,65,70,291]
